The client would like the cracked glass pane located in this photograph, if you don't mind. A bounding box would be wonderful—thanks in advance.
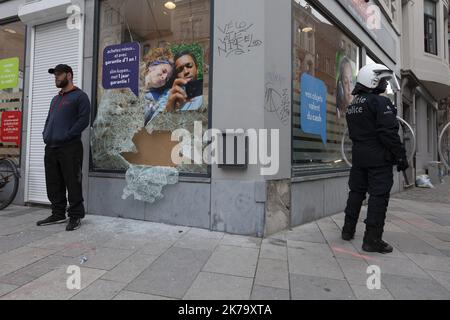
[122,165,179,203]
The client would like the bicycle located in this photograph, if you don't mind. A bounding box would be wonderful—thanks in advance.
[0,157,20,210]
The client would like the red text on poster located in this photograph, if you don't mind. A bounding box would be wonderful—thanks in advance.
[0,111,22,146]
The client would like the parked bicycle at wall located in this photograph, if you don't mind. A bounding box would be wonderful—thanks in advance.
[0,158,20,210]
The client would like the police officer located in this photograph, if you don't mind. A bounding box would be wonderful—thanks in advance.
[342,63,409,254]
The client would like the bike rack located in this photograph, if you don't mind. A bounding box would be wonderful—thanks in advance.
[438,122,450,171]
[341,116,417,168]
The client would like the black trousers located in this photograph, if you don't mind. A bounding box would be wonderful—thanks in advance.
[44,141,85,219]
[344,165,394,230]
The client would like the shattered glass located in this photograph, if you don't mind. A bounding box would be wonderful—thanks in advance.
[122,165,179,203]
[91,89,145,170]
[90,88,209,203]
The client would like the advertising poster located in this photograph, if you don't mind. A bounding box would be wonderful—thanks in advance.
[300,73,327,145]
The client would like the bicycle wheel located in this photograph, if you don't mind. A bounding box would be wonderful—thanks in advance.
[0,159,19,210]
[439,122,450,171]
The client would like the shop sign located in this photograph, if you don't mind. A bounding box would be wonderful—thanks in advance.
[0,57,19,90]
[300,73,327,145]
[102,42,140,96]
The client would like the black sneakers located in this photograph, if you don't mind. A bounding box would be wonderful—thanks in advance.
[66,217,81,231]
[36,214,67,226]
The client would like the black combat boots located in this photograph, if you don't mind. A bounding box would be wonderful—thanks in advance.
[362,226,393,254]
[341,222,357,241]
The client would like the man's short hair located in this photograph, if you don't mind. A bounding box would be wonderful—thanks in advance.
[174,51,198,68]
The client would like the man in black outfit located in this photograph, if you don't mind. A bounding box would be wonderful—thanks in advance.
[37,64,91,231]
[342,63,409,254]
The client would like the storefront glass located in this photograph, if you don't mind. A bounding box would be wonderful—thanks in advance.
[292,0,360,175]
[0,19,25,163]
[92,0,211,174]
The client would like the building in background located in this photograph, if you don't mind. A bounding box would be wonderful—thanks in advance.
[401,0,450,178]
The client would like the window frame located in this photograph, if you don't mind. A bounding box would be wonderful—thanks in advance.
[291,0,363,177]
[424,0,438,55]
[89,0,215,178]
[0,16,27,169]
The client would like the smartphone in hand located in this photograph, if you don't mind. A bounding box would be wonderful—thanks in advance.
[185,79,203,100]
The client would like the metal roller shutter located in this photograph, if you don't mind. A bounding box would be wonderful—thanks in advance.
[26,19,82,204]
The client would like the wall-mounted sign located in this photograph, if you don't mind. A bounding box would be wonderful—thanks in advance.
[102,42,140,96]
[0,111,22,146]
[0,57,19,90]
[300,73,327,145]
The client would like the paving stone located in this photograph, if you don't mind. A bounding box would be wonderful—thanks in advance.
[0,247,56,278]
[0,229,56,255]
[183,272,253,300]
[285,223,327,244]
[73,247,136,271]
[250,285,290,300]
[220,234,261,248]
[290,274,355,300]
[101,253,159,284]
[382,231,445,256]
[254,258,289,290]
[286,241,334,258]
[203,245,259,278]
[174,233,221,251]
[336,258,374,287]
[126,247,211,299]
[113,290,176,300]
[430,232,450,243]
[259,242,288,261]
[362,256,432,279]
[136,239,176,256]
[0,266,105,300]
[288,247,345,280]
[0,254,78,287]
[382,274,450,300]
[350,284,394,300]
[71,279,127,300]
[0,283,18,297]
[426,270,450,292]
[404,253,450,273]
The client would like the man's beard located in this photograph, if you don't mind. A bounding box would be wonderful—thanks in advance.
[56,78,69,88]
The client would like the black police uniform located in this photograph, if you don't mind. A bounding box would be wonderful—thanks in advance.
[344,91,406,238]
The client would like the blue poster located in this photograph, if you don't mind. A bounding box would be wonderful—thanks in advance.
[102,42,140,96]
[300,73,327,145]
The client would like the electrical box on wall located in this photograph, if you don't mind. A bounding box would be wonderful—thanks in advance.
[218,131,248,169]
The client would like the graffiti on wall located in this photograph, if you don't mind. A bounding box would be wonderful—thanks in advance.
[217,21,263,57]
[265,72,290,126]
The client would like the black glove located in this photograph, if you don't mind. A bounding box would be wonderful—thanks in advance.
[397,157,409,172]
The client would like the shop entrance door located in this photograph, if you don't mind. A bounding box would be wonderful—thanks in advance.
[25,19,82,204]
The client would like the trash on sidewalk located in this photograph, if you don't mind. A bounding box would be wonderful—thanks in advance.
[80,256,88,265]
[416,175,435,188]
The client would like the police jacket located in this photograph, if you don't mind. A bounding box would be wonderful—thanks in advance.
[346,91,406,168]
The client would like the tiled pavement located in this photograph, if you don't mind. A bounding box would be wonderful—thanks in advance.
[1,180,450,300]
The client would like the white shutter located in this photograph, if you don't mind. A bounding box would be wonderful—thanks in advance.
[26,19,82,204]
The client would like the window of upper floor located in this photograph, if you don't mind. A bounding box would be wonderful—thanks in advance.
[424,0,438,55]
